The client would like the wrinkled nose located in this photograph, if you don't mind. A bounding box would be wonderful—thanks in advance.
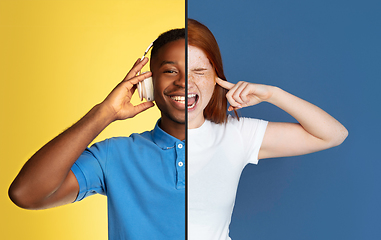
[187,73,196,91]
[187,72,195,83]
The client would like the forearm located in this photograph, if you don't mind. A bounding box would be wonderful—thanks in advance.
[267,87,348,146]
[9,103,114,208]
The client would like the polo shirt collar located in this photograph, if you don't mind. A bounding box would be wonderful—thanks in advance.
[152,119,183,150]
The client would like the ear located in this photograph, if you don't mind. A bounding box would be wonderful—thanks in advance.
[214,75,220,86]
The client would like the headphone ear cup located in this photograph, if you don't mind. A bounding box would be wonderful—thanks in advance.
[138,72,154,102]
[142,77,154,101]
[137,81,144,101]
[138,40,155,101]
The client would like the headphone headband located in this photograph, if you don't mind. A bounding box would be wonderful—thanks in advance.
[140,40,155,61]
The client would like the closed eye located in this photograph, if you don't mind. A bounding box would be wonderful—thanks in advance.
[192,68,207,76]
[192,70,207,76]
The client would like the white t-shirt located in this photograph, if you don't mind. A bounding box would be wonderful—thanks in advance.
[188,116,268,240]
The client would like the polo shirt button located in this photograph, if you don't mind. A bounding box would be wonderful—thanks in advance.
[178,162,183,167]
[178,143,183,149]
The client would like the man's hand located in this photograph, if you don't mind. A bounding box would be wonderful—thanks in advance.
[101,57,155,121]
[215,78,274,111]
[8,57,157,210]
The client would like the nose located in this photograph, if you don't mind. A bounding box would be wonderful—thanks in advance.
[187,73,195,90]
[187,72,194,83]
[174,72,185,88]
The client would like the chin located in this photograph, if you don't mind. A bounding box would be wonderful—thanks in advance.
[163,112,186,125]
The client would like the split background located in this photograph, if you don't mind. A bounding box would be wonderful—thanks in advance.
[1,0,381,239]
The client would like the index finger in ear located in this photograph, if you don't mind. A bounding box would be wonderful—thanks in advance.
[215,77,235,90]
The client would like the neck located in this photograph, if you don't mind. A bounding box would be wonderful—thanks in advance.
[159,115,186,141]
[188,115,205,129]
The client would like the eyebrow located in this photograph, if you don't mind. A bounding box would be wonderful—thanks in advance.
[160,61,176,67]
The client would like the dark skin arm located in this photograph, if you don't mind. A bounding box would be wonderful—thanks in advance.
[8,58,154,210]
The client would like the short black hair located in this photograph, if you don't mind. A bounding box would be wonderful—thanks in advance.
[150,28,185,60]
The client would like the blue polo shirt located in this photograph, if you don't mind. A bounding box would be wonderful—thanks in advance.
[71,120,185,240]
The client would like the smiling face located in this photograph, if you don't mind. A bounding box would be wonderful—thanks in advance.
[151,39,186,134]
[188,45,216,129]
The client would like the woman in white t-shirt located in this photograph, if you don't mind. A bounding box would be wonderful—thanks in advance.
[187,19,348,240]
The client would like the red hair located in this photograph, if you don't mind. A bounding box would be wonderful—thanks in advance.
[188,19,230,124]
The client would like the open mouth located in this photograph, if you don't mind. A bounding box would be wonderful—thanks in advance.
[170,94,198,109]
[187,94,198,109]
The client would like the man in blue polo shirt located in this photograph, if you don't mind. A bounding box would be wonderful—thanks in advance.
[9,29,186,240]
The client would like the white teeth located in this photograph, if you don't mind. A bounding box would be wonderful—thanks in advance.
[171,96,185,105]
[171,96,185,101]
[170,94,196,101]
[171,94,198,108]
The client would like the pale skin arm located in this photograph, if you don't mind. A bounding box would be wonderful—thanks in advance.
[216,78,348,160]
[8,58,154,210]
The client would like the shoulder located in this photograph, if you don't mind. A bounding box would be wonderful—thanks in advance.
[222,115,268,133]
[227,115,267,126]
[110,129,155,142]
[196,116,267,136]
[195,117,266,141]
[226,116,268,149]
[89,129,155,151]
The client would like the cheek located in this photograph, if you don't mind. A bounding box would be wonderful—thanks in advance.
[153,78,165,100]
[196,76,215,101]
[153,75,169,93]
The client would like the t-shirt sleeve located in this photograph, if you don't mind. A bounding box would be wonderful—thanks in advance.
[229,116,268,165]
[71,139,109,202]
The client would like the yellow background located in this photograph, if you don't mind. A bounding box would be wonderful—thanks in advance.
[0,0,184,239]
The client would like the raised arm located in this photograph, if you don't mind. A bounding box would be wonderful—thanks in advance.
[216,78,348,160]
[8,58,154,210]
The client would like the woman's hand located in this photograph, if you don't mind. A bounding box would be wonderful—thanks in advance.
[215,78,274,111]
[101,57,155,122]
[216,77,347,159]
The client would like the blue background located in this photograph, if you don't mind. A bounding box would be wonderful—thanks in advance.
[189,0,381,239]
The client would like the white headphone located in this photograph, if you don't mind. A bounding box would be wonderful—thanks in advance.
[137,41,155,102]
